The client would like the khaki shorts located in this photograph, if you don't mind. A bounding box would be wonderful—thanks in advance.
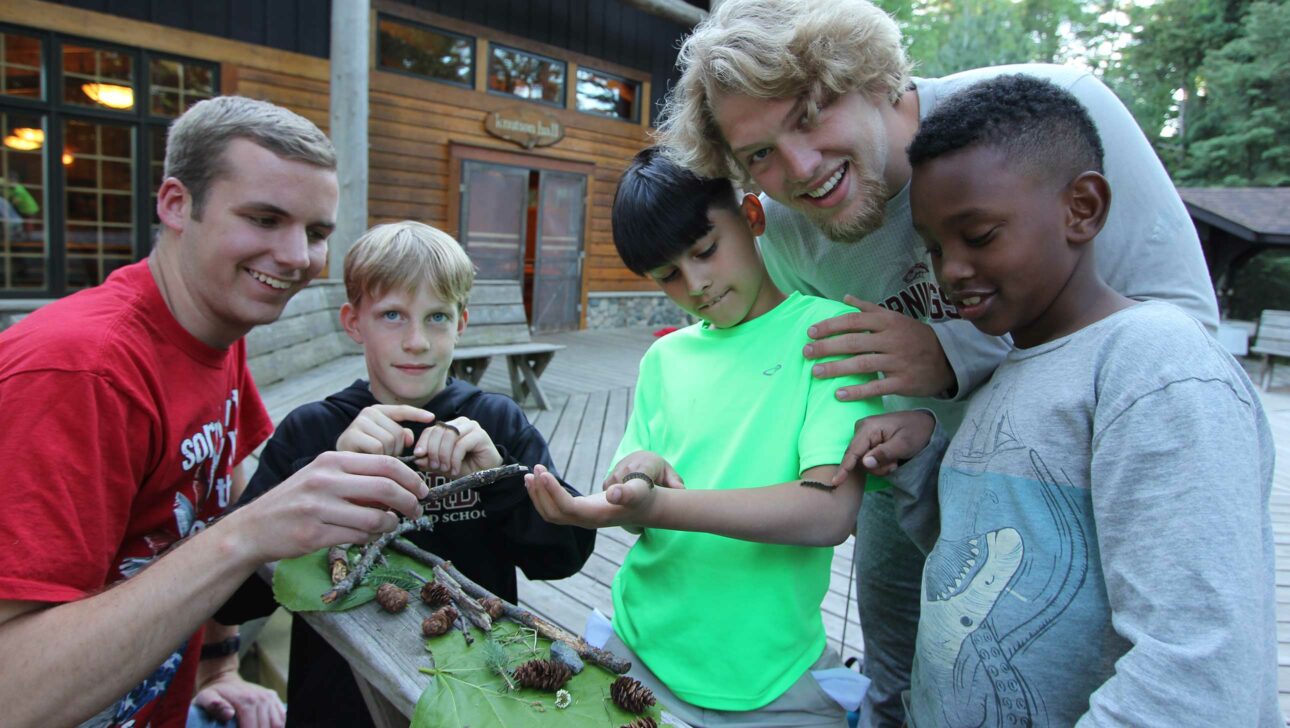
[602,631,850,728]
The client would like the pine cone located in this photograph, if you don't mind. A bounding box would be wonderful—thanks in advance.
[421,605,459,637]
[611,675,656,714]
[375,583,409,613]
[513,658,572,691]
[420,581,452,608]
[480,596,505,620]
[620,718,657,728]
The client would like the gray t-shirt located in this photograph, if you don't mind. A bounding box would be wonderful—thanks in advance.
[758,64,1220,423]
[890,302,1279,726]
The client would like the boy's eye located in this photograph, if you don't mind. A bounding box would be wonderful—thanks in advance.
[306,227,329,242]
[247,215,276,228]
[655,268,679,284]
[695,242,718,259]
[964,226,999,247]
[429,312,449,323]
[747,148,771,165]
[381,311,402,322]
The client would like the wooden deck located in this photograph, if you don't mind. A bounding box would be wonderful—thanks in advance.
[254,327,1290,719]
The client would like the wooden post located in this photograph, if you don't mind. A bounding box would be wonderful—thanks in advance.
[330,0,371,277]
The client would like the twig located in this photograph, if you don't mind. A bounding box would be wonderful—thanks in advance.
[321,517,433,604]
[388,540,630,674]
[455,613,475,646]
[328,545,351,585]
[416,463,529,503]
[432,564,493,632]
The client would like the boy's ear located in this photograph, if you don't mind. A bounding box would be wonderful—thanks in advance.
[740,193,766,236]
[339,301,364,344]
[456,307,469,337]
[1065,171,1111,246]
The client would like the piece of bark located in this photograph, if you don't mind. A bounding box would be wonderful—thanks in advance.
[387,540,630,674]
[328,545,351,585]
[416,463,528,504]
[321,517,433,604]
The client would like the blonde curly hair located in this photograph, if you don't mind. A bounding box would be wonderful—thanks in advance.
[656,0,911,182]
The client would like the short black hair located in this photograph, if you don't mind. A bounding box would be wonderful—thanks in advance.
[612,146,741,276]
[907,74,1104,185]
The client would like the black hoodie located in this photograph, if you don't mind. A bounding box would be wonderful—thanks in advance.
[219,378,595,728]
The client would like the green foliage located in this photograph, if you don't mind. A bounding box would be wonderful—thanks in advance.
[364,566,426,592]
[1181,1,1290,185]
[413,621,661,727]
[1226,251,1290,321]
[272,546,434,612]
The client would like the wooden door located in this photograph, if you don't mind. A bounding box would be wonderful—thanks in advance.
[458,161,527,282]
[530,170,585,332]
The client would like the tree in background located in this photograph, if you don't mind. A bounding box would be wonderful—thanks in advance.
[1183,1,1290,186]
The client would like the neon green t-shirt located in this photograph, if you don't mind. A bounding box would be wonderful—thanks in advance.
[609,291,888,711]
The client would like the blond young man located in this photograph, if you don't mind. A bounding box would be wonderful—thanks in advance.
[221,221,595,728]
[656,1,1220,724]
[0,97,430,728]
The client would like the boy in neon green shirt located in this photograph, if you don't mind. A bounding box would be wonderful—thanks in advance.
[525,147,887,726]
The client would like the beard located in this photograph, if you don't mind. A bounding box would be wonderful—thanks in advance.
[818,170,889,243]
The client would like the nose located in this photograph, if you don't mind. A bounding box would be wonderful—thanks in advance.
[403,323,429,352]
[275,225,313,271]
[780,137,820,185]
[681,263,710,297]
[937,249,973,286]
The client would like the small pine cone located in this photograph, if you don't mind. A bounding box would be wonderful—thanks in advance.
[480,596,505,620]
[420,581,452,608]
[513,658,572,691]
[620,718,657,728]
[611,675,656,714]
[375,583,409,613]
[421,606,459,637]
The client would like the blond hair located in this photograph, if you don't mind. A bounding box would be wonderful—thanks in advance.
[343,221,476,311]
[165,95,336,218]
[656,0,911,181]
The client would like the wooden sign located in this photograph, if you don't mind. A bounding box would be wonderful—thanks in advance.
[484,107,564,149]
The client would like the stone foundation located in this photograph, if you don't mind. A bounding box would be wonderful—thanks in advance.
[586,291,694,329]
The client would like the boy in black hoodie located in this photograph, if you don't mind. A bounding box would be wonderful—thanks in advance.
[226,220,595,727]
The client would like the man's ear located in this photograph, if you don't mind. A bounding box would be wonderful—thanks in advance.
[1066,171,1111,246]
[456,307,469,337]
[339,302,364,344]
[156,177,192,234]
[741,193,766,236]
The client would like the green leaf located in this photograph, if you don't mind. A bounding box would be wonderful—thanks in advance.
[273,544,434,612]
[412,621,663,728]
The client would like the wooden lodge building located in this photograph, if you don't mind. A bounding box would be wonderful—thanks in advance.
[0,0,704,332]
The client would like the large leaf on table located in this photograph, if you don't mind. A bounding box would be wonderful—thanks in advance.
[273,545,434,612]
[413,620,664,727]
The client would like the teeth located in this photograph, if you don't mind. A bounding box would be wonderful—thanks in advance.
[806,166,845,198]
[961,296,981,306]
[248,269,291,290]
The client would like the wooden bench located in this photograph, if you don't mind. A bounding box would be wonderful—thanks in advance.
[1252,309,1290,389]
[451,280,564,410]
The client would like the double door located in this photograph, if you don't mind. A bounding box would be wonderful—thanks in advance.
[458,160,586,332]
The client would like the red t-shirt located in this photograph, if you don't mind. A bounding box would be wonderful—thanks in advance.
[0,260,273,727]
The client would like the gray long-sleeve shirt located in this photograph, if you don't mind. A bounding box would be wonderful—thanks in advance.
[888,302,1279,726]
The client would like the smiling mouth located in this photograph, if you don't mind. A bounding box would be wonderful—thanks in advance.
[246,267,293,290]
[697,290,728,310]
[804,162,847,199]
[395,364,434,372]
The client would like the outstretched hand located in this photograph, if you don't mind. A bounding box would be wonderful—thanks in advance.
[833,410,936,484]
[805,295,955,400]
[525,464,658,529]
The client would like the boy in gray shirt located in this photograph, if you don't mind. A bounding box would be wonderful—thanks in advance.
[837,75,1281,725]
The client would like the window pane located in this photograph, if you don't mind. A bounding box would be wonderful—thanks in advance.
[488,46,564,105]
[377,17,473,87]
[64,118,134,290]
[1,32,42,99]
[1,111,47,290]
[63,44,135,111]
[576,67,638,122]
[149,57,216,118]
[149,126,167,237]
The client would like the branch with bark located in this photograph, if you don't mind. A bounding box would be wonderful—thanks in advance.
[388,539,631,674]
